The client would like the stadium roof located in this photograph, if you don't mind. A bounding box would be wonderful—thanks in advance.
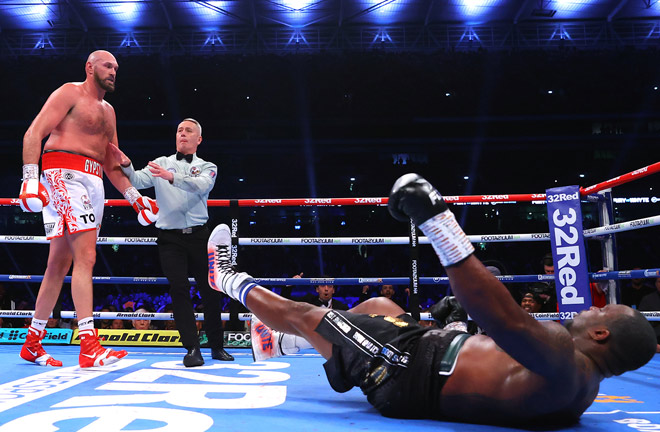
[2,1,660,55]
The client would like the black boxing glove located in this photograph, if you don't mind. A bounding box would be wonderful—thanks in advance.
[430,296,468,328]
[388,173,449,226]
[389,174,474,267]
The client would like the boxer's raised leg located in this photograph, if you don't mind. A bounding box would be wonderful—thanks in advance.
[208,224,333,358]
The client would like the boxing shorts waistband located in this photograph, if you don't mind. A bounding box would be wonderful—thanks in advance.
[42,151,103,179]
[159,223,207,235]
[438,332,470,375]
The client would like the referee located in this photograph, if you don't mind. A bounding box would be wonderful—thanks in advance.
[109,118,233,366]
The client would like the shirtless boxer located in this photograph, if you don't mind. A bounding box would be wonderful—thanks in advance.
[207,174,656,426]
[19,50,158,368]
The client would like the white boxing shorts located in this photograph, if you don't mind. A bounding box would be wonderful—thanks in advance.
[41,151,104,240]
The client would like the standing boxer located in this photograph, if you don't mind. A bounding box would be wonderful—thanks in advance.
[19,50,158,367]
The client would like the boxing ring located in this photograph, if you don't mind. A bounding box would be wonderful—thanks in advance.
[0,162,659,431]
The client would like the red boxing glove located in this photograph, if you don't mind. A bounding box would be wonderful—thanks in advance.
[19,164,49,212]
[135,196,159,226]
[123,186,159,226]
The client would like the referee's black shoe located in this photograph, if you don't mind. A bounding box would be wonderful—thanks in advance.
[212,347,234,361]
[183,346,205,367]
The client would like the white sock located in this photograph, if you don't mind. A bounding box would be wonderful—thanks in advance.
[30,318,48,332]
[419,210,474,267]
[78,317,94,331]
[280,334,313,355]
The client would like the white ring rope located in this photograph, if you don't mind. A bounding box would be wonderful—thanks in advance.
[2,166,657,326]
[0,310,659,322]
[1,214,658,245]
[0,310,253,321]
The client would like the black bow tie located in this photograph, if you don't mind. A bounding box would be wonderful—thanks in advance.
[176,152,193,163]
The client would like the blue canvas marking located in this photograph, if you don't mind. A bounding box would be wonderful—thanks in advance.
[0,346,657,431]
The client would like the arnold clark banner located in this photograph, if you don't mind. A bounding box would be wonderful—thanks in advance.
[546,185,592,321]
[71,329,182,346]
[69,330,252,348]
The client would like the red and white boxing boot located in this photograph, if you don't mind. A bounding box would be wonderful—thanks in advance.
[250,316,283,361]
[78,329,127,368]
[20,326,62,367]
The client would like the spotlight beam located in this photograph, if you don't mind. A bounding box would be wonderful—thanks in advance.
[159,0,172,30]
[607,0,629,22]
[344,0,398,23]
[195,1,250,24]
[513,0,531,24]
[66,0,88,32]
[249,0,258,28]
[424,0,436,26]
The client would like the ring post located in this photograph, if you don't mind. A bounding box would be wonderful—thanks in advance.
[546,185,592,320]
[595,189,619,304]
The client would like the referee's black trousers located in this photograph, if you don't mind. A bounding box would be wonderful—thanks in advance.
[157,226,224,350]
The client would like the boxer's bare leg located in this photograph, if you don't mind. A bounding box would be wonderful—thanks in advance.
[251,296,407,360]
[33,236,73,320]
[67,229,97,318]
[244,286,333,358]
[21,234,71,367]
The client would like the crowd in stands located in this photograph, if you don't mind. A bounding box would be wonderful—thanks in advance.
[3,255,658,353]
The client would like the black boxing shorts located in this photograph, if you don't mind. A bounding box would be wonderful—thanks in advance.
[315,310,470,419]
